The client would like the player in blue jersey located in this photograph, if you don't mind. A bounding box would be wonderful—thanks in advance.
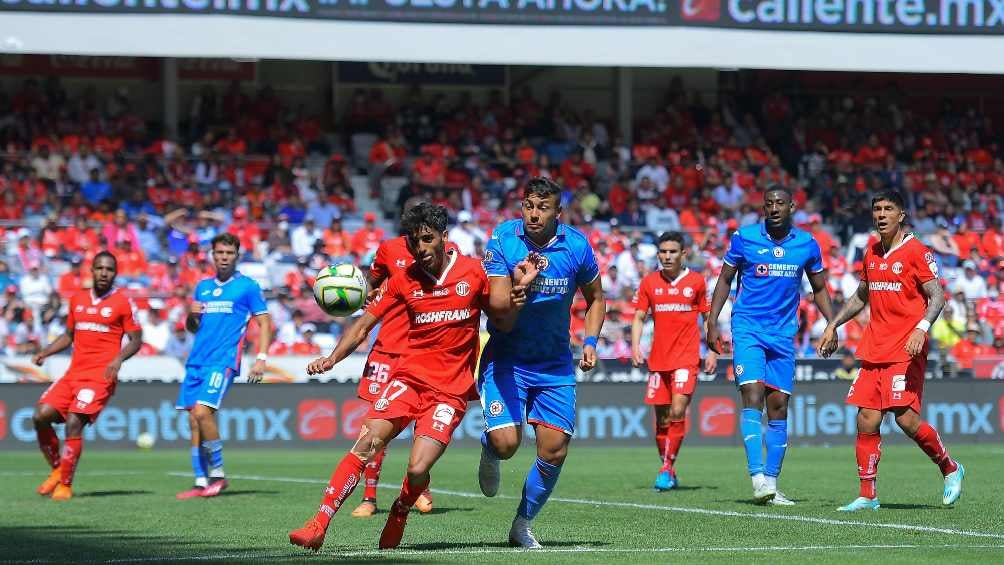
[705,186,833,506]
[175,233,273,499]
[477,177,606,549]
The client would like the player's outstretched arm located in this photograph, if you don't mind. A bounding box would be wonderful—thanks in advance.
[306,312,380,375]
[818,281,869,358]
[578,275,606,371]
[32,329,74,366]
[705,264,738,354]
[905,279,946,358]
[106,329,142,382]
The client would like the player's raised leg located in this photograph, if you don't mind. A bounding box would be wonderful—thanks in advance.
[291,417,402,551]
[33,403,63,496]
[477,357,524,498]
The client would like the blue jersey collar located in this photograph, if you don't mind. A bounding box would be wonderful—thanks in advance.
[759,222,796,244]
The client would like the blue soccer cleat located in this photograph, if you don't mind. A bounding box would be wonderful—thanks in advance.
[654,468,676,492]
[837,496,880,512]
[943,462,965,506]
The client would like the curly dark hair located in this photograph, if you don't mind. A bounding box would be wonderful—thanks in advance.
[401,202,448,235]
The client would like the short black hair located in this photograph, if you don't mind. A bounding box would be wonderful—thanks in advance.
[524,177,562,204]
[764,184,793,202]
[871,190,906,210]
[401,201,448,234]
[211,232,241,251]
[93,250,117,268]
[657,231,686,248]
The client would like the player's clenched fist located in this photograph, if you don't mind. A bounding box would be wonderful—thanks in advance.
[579,345,597,371]
[307,355,337,375]
[190,301,205,315]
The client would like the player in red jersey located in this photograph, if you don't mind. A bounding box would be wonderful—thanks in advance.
[289,203,534,551]
[631,231,716,491]
[31,251,143,500]
[349,228,459,517]
[820,191,964,511]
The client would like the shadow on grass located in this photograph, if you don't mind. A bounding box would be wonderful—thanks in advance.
[405,540,609,551]
[415,506,475,516]
[880,503,945,510]
[217,489,281,497]
[76,490,153,497]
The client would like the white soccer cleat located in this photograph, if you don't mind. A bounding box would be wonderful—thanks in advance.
[752,477,776,505]
[508,516,543,550]
[769,490,795,506]
[478,448,501,497]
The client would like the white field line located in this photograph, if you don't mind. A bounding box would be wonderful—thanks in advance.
[166,471,1004,541]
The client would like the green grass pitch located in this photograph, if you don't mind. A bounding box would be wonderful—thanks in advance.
[2,444,1003,564]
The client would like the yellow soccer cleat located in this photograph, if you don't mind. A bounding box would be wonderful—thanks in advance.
[37,468,61,496]
[51,484,73,501]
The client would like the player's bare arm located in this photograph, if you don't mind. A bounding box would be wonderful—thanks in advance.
[106,329,143,382]
[631,308,648,368]
[486,258,539,332]
[905,278,945,358]
[32,328,75,366]
[578,275,605,371]
[248,312,273,384]
[307,311,380,375]
[818,281,869,357]
[705,263,738,354]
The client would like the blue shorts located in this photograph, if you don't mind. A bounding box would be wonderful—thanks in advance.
[732,329,795,395]
[478,360,576,436]
[176,365,235,411]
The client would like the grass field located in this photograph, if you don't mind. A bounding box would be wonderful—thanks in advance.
[2,444,1003,564]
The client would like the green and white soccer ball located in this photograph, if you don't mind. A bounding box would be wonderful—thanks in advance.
[136,432,155,450]
[313,263,369,318]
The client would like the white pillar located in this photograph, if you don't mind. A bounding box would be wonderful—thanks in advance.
[162,57,179,140]
[616,66,633,145]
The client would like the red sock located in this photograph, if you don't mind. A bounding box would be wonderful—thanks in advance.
[37,426,60,469]
[363,446,387,501]
[59,437,83,487]
[913,421,958,476]
[654,423,669,465]
[398,473,430,508]
[855,432,881,499]
[314,453,365,529]
[666,420,686,469]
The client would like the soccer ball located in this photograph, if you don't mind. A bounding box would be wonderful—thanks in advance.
[136,432,155,450]
[313,263,369,318]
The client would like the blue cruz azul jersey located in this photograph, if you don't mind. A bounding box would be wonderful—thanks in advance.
[187,272,268,371]
[724,223,824,338]
[483,219,600,383]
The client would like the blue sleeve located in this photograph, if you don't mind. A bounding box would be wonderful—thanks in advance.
[245,280,268,315]
[483,231,510,277]
[575,238,600,286]
[806,239,824,273]
[723,231,745,267]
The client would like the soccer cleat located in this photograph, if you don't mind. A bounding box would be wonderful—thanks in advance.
[838,496,881,512]
[478,448,501,497]
[654,467,676,492]
[378,499,411,549]
[943,462,965,506]
[351,499,377,517]
[752,481,776,505]
[37,468,61,496]
[199,478,229,498]
[288,518,326,552]
[508,516,543,549]
[51,484,73,501]
[769,491,795,506]
[413,489,433,513]
[175,486,205,500]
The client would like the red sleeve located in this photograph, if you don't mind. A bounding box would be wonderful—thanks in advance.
[365,273,403,320]
[121,297,142,333]
[369,242,389,285]
[913,243,938,285]
[478,268,491,310]
[696,276,710,313]
[66,295,76,329]
[633,277,651,315]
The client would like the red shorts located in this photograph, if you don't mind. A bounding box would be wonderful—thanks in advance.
[366,374,468,445]
[846,357,926,413]
[39,376,116,421]
[645,367,698,405]
[357,350,402,402]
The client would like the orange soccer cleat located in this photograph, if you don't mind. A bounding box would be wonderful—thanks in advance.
[37,468,61,496]
[351,499,377,518]
[289,518,327,552]
[413,489,433,514]
[51,484,73,501]
[378,499,411,550]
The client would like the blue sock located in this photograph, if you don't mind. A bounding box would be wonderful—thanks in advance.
[190,446,208,485]
[202,439,224,477]
[765,419,788,478]
[517,457,562,520]
[740,408,764,476]
[481,431,500,460]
